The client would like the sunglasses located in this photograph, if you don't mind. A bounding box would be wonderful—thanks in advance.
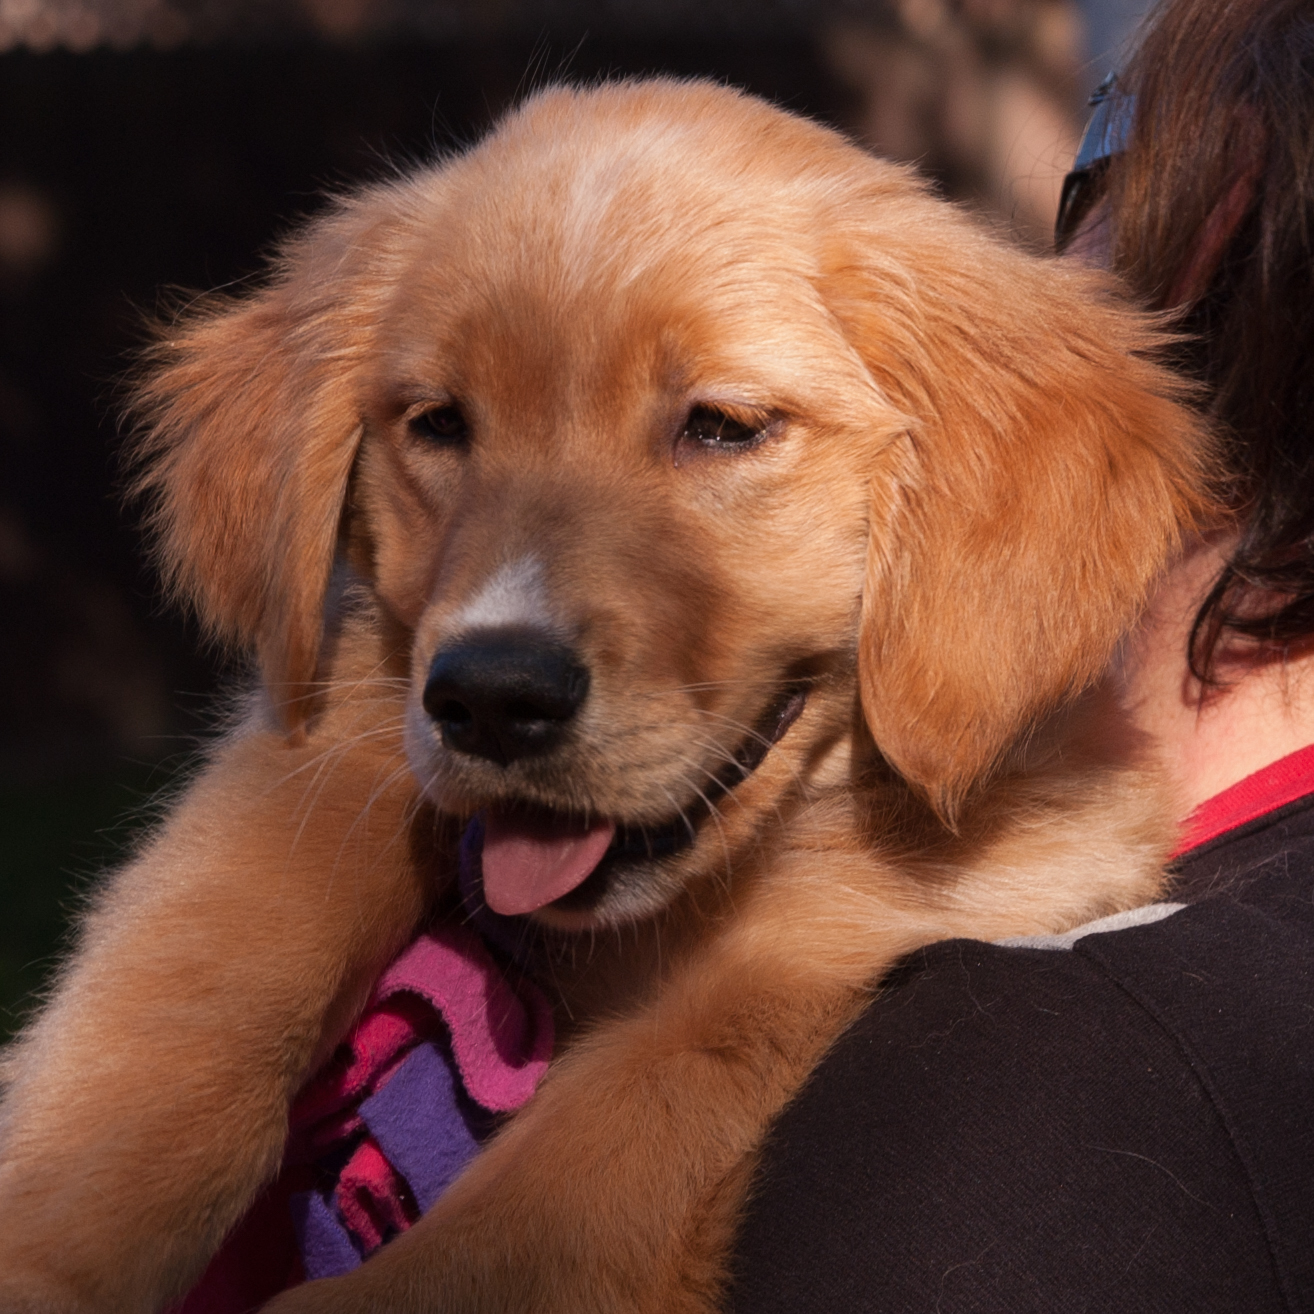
[1055,74,1137,252]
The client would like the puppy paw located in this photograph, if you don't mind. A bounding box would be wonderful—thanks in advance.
[0,1274,90,1314]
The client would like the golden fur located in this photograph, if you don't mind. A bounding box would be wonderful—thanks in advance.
[0,80,1211,1313]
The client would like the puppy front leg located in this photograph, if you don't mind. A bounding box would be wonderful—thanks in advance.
[264,864,920,1314]
[0,713,431,1314]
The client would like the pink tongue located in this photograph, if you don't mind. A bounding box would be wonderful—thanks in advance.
[480,807,617,916]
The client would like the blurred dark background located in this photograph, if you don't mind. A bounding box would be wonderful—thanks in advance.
[0,0,1145,1037]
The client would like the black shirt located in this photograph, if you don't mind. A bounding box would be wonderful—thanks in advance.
[727,793,1314,1312]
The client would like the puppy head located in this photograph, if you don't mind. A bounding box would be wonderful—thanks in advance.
[131,80,1212,923]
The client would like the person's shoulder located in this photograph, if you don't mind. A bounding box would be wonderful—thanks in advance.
[727,812,1314,1313]
[731,918,1294,1312]
[1173,785,1314,909]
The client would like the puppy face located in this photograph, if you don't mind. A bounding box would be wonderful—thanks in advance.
[350,140,905,926]
[133,80,1210,931]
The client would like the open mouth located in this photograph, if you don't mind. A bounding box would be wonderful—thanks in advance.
[474,685,809,917]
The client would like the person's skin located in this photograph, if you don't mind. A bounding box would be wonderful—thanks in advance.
[1070,194,1314,817]
[1119,536,1314,815]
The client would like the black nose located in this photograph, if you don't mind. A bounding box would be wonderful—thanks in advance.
[422,629,590,766]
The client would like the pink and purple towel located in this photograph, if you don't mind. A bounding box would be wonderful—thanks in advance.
[173,866,553,1313]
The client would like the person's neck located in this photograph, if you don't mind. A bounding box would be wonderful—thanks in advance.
[1118,536,1314,820]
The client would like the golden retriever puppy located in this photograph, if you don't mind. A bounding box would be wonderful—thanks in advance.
[0,79,1209,1314]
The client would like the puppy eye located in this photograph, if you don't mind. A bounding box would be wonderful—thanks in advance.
[681,405,765,449]
[410,404,470,446]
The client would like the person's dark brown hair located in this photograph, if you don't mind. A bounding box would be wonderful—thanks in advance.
[1105,0,1314,679]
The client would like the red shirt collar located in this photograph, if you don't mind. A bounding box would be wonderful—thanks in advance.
[1174,742,1314,858]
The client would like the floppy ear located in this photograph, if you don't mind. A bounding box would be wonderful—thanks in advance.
[822,201,1214,820]
[129,191,408,732]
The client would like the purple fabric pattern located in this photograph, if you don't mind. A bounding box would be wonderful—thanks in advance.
[289,1189,361,1280]
[174,916,553,1309]
[290,922,553,1274]
[360,1038,483,1214]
